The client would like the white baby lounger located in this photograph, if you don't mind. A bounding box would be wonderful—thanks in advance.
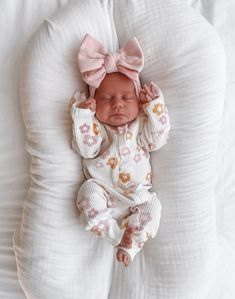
[13,0,225,298]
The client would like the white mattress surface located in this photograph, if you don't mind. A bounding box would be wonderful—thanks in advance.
[188,1,235,298]
[0,0,234,298]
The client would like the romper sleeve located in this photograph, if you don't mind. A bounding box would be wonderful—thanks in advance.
[70,91,105,159]
[137,85,170,152]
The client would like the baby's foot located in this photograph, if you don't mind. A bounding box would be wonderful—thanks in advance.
[119,226,135,248]
[116,226,135,267]
[116,248,131,267]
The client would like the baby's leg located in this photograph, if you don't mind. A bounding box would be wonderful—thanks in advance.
[77,179,125,246]
[116,193,162,266]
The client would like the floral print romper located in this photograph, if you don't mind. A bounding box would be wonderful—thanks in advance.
[70,86,170,261]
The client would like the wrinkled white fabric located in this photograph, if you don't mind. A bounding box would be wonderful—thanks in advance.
[9,0,226,299]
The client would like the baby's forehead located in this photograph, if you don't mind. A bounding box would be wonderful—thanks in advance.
[97,82,136,95]
[94,72,138,97]
[100,89,135,95]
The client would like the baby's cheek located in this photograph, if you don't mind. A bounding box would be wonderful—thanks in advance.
[95,109,107,123]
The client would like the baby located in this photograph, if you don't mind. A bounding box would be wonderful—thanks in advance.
[70,34,170,267]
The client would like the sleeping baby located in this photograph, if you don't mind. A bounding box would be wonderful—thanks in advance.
[70,33,170,267]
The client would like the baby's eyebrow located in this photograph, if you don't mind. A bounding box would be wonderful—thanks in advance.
[101,94,112,97]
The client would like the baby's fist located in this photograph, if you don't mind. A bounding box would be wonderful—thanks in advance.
[78,97,96,112]
[139,82,160,105]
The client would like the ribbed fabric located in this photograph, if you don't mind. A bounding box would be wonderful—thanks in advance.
[77,179,162,261]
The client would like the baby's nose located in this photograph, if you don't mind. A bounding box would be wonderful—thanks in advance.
[112,98,124,109]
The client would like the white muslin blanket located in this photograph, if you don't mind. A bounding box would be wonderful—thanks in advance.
[13,0,225,298]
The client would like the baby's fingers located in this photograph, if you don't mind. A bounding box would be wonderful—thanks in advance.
[150,82,159,97]
[89,98,96,112]
[139,89,147,101]
[140,87,146,93]
[144,84,154,98]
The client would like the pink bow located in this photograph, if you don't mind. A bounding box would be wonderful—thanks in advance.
[78,33,144,96]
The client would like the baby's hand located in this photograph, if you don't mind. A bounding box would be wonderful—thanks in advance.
[78,97,96,112]
[139,82,159,105]
[70,91,87,108]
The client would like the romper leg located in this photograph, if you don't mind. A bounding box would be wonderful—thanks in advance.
[77,179,125,246]
[116,192,162,262]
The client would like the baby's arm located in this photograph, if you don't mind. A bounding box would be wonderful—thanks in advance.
[138,82,170,151]
[70,91,104,158]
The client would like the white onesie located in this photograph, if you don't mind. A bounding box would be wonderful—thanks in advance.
[71,87,170,261]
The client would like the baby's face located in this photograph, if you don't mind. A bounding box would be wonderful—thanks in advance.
[94,73,140,127]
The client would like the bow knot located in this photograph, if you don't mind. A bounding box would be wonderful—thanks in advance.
[78,34,144,96]
[104,53,119,73]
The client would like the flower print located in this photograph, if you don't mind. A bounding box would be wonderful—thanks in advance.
[107,157,119,169]
[119,146,131,157]
[100,150,110,159]
[139,212,152,226]
[83,134,97,146]
[153,103,164,116]
[88,208,99,219]
[79,197,91,211]
[107,194,117,208]
[95,161,104,168]
[133,154,141,163]
[145,172,152,182]
[125,131,133,140]
[152,130,164,144]
[92,123,100,135]
[119,172,131,184]
[136,145,142,152]
[79,123,90,134]
[159,115,167,125]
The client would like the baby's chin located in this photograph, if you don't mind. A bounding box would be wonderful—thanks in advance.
[100,120,127,127]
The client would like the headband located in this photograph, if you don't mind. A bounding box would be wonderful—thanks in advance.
[78,33,144,97]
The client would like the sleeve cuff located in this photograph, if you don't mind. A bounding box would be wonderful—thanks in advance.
[71,104,95,119]
[142,93,165,114]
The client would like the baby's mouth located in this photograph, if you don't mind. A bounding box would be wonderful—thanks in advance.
[110,112,126,117]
